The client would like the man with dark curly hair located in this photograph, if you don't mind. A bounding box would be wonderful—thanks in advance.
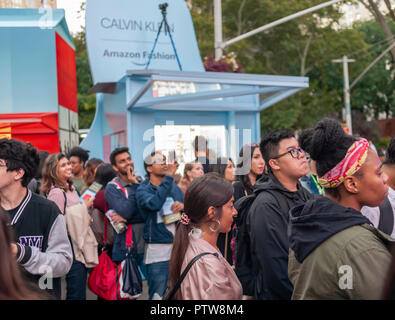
[67,146,89,194]
[0,138,72,299]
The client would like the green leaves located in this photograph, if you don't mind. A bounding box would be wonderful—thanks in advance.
[73,30,96,130]
[190,0,394,139]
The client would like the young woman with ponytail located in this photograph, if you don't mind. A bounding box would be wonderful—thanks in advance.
[168,173,242,300]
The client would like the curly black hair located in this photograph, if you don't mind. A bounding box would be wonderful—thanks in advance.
[67,146,89,165]
[309,118,356,177]
[298,128,314,155]
[384,137,395,165]
[0,138,39,187]
[309,118,357,198]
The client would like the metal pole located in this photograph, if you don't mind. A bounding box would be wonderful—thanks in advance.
[214,0,223,60]
[332,56,355,135]
[221,0,345,49]
[343,56,352,135]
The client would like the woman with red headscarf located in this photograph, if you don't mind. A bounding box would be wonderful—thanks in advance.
[288,118,394,300]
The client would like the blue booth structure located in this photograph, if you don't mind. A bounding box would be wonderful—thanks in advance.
[0,9,79,153]
[81,0,309,175]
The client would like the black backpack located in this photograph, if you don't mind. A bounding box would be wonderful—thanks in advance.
[234,189,289,296]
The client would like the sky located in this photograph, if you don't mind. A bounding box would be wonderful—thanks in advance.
[57,0,85,34]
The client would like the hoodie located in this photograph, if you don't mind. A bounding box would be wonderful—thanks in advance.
[289,196,371,263]
[246,172,312,300]
[288,196,394,300]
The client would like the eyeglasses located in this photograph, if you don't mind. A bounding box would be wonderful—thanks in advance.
[272,148,305,160]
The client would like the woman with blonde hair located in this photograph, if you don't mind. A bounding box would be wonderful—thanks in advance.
[178,161,204,194]
[42,153,95,300]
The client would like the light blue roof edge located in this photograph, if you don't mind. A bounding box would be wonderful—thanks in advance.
[0,8,75,50]
[126,69,309,87]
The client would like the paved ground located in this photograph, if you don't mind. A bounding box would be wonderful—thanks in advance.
[61,278,149,300]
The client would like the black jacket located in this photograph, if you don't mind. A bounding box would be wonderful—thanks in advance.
[247,172,313,300]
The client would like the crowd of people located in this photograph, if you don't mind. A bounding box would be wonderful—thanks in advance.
[1,117,395,300]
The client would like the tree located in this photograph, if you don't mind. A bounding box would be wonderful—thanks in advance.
[73,1,96,130]
[355,0,395,61]
[189,0,393,140]
[351,18,395,120]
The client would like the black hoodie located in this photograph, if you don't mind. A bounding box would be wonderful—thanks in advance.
[246,172,312,300]
[289,196,371,263]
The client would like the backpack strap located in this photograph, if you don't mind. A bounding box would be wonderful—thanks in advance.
[62,190,67,215]
[126,225,133,248]
[111,180,133,248]
[378,196,394,235]
[165,252,219,300]
[111,180,128,199]
[265,189,289,220]
[103,201,109,244]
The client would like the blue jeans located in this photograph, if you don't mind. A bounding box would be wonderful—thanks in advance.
[137,253,148,280]
[146,260,169,300]
[66,237,87,300]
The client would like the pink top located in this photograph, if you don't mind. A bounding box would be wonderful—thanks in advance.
[47,186,80,214]
[180,232,242,300]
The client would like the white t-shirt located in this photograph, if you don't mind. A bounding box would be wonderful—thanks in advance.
[361,187,395,239]
[144,197,176,264]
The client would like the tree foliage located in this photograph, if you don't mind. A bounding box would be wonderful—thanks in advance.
[73,1,96,130]
[188,0,394,139]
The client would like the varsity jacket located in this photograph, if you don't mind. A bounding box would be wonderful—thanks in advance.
[7,189,73,299]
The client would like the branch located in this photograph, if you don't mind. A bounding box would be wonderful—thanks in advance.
[301,33,313,76]
[237,0,248,36]
[359,0,377,19]
[263,53,279,75]
[384,0,395,22]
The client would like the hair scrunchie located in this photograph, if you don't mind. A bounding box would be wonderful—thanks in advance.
[180,212,190,225]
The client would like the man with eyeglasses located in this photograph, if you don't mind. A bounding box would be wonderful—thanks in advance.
[136,151,183,300]
[246,130,312,300]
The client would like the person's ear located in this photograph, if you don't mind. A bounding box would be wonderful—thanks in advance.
[112,165,119,173]
[146,165,153,174]
[14,168,25,182]
[207,206,216,220]
[268,159,280,171]
[343,176,359,194]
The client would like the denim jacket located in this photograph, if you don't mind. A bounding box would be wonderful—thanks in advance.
[136,175,184,244]
[105,177,143,262]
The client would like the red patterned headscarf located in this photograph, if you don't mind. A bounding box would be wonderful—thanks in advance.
[318,138,370,189]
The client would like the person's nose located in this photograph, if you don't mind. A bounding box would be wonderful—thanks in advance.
[299,149,306,159]
[383,172,389,185]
